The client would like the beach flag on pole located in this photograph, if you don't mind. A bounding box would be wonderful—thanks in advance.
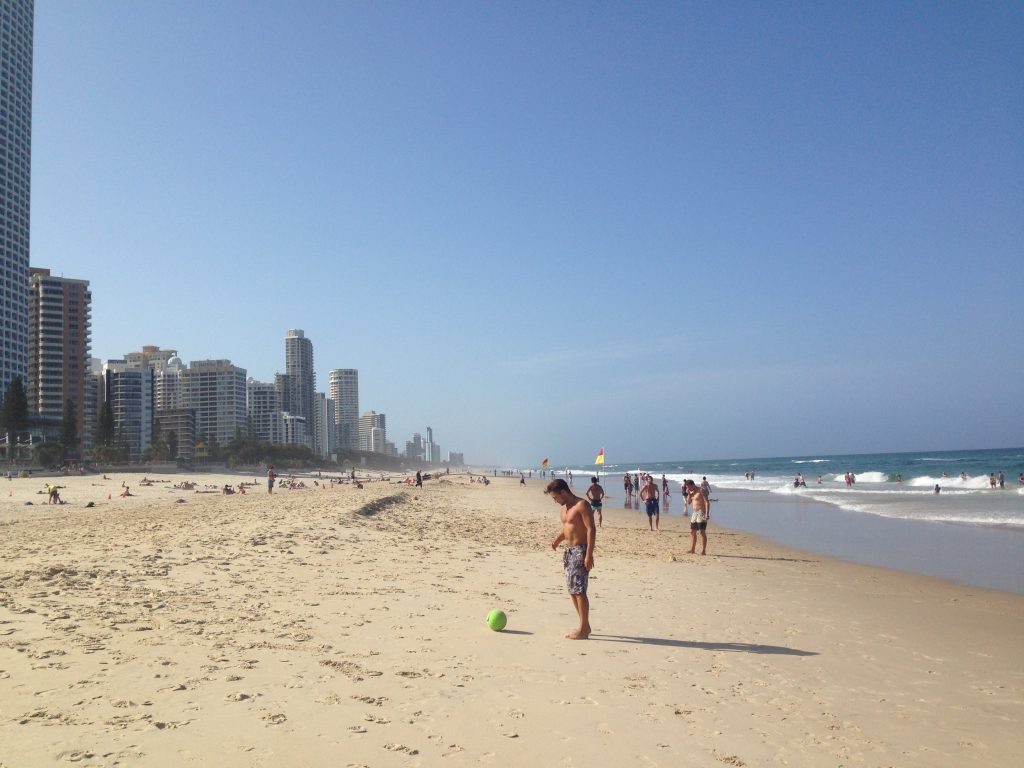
[595,448,605,465]
[542,458,550,468]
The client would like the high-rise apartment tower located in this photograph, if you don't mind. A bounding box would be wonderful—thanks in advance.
[27,268,92,446]
[358,410,385,453]
[328,368,359,451]
[284,330,315,449]
[0,0,34,391]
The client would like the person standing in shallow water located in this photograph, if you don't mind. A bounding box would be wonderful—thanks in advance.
[547,478,595,640]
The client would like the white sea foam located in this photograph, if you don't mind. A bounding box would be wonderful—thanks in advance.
[792,458,830,464]
[830,471,889,483]
[907,475,994,490]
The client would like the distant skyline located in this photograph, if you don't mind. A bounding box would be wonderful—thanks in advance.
[29,2,1023,464]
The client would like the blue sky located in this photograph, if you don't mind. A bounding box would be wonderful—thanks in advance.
[29,1,1023,465]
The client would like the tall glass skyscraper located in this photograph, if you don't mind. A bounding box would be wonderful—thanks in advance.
[0,0,33,391]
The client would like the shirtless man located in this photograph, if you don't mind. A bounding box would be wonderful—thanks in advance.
[640,475,660,531]
[547,479,596,639]
[685,479,711,554]
[586,476,605,527]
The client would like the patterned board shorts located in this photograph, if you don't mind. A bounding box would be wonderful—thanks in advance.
[563,544,589,596]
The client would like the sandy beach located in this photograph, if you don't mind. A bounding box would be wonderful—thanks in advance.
[1,472,1021,767]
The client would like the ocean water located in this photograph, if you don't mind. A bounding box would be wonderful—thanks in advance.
[561,447,1024,530]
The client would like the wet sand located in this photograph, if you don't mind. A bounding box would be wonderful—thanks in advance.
[688,489,1024,594]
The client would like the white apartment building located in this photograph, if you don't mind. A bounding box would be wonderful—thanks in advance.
[121,346,186,413]
[358,410,385,453]
[369,426,385,454]
[281,412,306,447]
[184,359,246,447]
[246,378,282,444]
[328,368,359,451]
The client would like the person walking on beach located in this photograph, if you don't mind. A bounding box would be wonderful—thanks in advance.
[640,475,660,531]
[685,479,711,555]
[632,474,640,497]
[546,478,596,640]
[415,470,423,488]
[267,466,276,494]
[586,476,605,528]
[623,473,632,501]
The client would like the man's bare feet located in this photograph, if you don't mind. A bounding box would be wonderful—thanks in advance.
[687,549,695,554]
[565,628,591,639]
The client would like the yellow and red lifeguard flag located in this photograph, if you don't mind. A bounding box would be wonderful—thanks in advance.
[542,458,550,468]
[595,448,605,465]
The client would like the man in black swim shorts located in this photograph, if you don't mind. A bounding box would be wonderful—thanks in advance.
[685,479,711,555]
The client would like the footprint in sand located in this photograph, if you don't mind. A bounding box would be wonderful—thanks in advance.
[352,695,387,706]
[383,743,419,755]
[57,751,95,762]
[713,751,746,766]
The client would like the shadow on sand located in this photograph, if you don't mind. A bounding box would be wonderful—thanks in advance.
[498,629,534,636]
[712,554,818,564]
[589,634,817,656]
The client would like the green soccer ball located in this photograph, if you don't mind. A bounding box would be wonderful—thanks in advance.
[486,609,507,631]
